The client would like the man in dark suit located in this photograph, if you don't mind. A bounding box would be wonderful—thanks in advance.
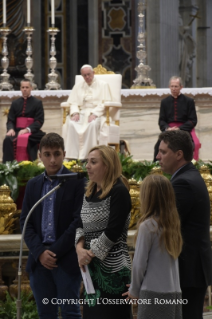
[3,80,45,162]
[20,133,85,319]
[156,130,212,319]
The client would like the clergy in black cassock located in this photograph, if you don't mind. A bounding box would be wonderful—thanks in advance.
[3,80,45,163]
[153,76,198,161]
[158,94,197,132]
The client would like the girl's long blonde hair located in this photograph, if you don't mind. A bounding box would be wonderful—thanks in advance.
[135,174,182,259]
[86,145,129,199]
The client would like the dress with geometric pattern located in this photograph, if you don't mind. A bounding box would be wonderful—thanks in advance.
[76,178,132,319]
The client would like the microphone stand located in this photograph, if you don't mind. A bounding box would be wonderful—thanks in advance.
[16,182,62,319]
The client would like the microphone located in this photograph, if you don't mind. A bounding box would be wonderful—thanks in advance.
[49,172,87,182]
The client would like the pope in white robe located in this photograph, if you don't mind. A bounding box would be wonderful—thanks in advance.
[62,65,112,159]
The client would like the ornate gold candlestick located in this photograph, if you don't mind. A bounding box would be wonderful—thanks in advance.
[0,27,13,91]
[23,26,37,90]
[45,27,61,90]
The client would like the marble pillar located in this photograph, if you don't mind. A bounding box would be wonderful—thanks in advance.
[179,0,198,87]
[88,0,99,68]
[69,1,78,88]
[196,0,212,87]
[147,0,179,88]
[32,0,42,89]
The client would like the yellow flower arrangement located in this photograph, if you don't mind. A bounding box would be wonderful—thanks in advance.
[18,161,32,166]
[63,160,77,170]
[16,160,45,185]
[18,160,77,173]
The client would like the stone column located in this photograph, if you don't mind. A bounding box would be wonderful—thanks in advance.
[32,0,42,89]
[146,0,179,88]
[69,1,78,88]
[88,0,99,68]
[196,0,212,87]
[179,0,198,87]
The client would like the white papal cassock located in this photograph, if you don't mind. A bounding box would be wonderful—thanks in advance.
[62,77,112,159]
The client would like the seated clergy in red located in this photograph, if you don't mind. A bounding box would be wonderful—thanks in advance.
[3,80,45,163]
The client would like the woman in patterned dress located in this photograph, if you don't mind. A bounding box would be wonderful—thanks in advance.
[75,145,132,319]
[123,174,183,319]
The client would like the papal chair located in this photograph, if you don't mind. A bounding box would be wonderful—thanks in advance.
[61,64,122,152]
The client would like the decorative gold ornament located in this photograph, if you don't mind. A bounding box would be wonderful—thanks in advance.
[0,261,8,300]
[199,165,212,187]
[9,260,31,298]
[93,64,114,74]
[198,166,212,224]
[150,166,163,175]
[109,8,125,30]
[0,185,17,214]
[2,107,9,116]
[207,183,212,224]
[0,185,18,234]
[128,178,142,229]
[131,85,157,89]
[71,164,83,173]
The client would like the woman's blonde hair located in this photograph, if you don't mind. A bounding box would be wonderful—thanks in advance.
[135,174,182,259]
[85,145,129,199]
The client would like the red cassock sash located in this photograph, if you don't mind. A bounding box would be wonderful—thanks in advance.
[169,122,201,160]
[15,117,34,161]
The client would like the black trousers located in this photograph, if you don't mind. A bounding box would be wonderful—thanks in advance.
[3,130,45,163]
[181,286,207,319]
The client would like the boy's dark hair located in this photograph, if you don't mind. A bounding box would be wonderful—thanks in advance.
[159,130,193,161]
[39,133,64,152]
